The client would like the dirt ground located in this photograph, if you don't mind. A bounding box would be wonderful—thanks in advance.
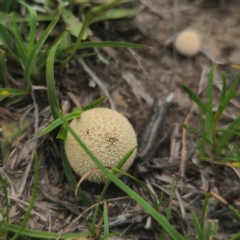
[2,0,240,239]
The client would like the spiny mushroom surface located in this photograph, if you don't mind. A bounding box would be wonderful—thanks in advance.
[175,29,201,56]
[64,108,137,183]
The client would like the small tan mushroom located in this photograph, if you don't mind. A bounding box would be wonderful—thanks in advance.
[64,108,137,183]
[175,29,201,56]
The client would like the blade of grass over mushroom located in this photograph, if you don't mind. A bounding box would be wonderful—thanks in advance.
[91,147,136,228]
[59,140,93,207]
[180,84,210,112]
[57,41,150,58]
[19,1,37,53]
[41,97,105,137]
[91,8,138,23]
[5,223,90,239]
[46,38,62,120]
[40,111,83,136]
[111,168,159,207]
[23,9,61,90]
[57,109,184,240]
[11,151,39,240]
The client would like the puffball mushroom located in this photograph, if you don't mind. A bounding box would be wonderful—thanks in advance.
[175,29,201,56]
[64,108,137,183]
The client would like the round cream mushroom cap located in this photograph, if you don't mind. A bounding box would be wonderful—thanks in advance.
[175,29,201,56]
[64,108,137,183]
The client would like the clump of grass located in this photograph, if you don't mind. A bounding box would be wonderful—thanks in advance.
[181,65,240,165]
[181,64,240,238]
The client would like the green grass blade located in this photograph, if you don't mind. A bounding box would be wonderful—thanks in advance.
[1,0,17,13]
[23,9,61,90]
[100,232,120,239]
[181,84,210,112]
[40,97,105,136]
[57,41,150,57]
[35,30,69,71]
[204,111,213,146]
[0,88,28,101]
[82,212,94,235]
[11,151,39,240]
[61,11,94,67]
[1,94,27,106]
[206,65,214,110]
[204,223,217,240]
[82,96,106,110]
[191,210,203,240]
[91,0,122,15]
[5,223,90,239]
[91,8,138,23]
[19,1,37,53]
[8,14,28,63]
[230,232,240,240]
[0,24,19,61]
[46,38,62,120]
[217,116,240,156]
[200,191,210,229]
[103,202,109,240]
[91,147,136,230]
[56,125,68,140]
[226,72,240,97]
[40,111,83,136]
[58,110,184,240]
[181,124,200,135]
[61,8,88,39]
[215,72,227,123]
[0,50,8,87]
[181,124,211,145]
[228,204,240,221]
[59,140,93,206]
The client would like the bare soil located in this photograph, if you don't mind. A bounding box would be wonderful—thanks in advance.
[1,0,240,239]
